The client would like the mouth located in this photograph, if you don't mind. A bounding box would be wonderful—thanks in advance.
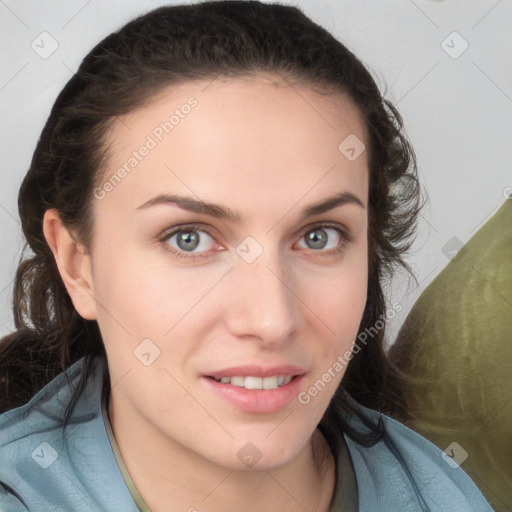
[201,372,306,413]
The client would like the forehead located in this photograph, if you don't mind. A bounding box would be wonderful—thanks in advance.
[96,74,368,220]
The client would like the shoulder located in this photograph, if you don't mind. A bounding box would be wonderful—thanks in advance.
[0,357,137,512]
[342,399,494,511]
[0,358,84,510]
[0,357,85,439]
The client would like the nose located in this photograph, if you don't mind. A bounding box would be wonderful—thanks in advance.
[223,246,298,348]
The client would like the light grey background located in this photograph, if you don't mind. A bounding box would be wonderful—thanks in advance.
[1,0,511,343]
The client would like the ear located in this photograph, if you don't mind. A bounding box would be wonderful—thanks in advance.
[42,208,98,320]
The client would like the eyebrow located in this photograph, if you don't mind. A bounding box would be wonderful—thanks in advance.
[136,191,365,222]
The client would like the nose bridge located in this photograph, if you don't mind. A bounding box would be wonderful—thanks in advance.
[225,241,298,343]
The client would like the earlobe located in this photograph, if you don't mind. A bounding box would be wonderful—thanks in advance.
[42,208,98,320]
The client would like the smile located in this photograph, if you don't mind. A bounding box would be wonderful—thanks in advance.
[201,374,305,413]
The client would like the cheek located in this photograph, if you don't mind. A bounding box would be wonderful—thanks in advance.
[308,256,368,340]
[90,237,229,354]
[317,280,367,366]
[296,265,367,410]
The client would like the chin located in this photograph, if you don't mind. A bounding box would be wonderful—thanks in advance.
[207,431,311,472]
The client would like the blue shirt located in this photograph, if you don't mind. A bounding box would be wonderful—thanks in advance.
[0,356,493,511]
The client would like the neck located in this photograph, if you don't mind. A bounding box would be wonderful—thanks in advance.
[107,394,336,512]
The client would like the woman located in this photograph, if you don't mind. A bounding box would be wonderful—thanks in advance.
[0,2,493,511]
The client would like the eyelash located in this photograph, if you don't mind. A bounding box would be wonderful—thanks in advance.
[157,222,355,260]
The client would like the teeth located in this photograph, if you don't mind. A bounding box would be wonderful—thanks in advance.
[230,376,245,387]
[214,375,293,389]
[263,376,278,389]
[244,376,263,389]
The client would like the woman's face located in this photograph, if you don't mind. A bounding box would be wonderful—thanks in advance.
[87,75,368,469]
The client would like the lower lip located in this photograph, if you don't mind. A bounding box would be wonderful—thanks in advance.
[200,375,305,413]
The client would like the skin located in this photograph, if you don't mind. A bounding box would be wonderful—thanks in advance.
[43,73,369,512]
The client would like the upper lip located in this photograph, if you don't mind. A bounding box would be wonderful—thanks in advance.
[204,364,307,379]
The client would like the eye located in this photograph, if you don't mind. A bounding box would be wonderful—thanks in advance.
[160,224,217,258]
[296,224,349,254]
[158,222,352,260]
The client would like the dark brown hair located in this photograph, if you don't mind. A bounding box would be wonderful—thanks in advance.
[0,1,421,455]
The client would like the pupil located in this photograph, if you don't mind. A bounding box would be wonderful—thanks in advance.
[178,231,199,251]
[307,229,327,249]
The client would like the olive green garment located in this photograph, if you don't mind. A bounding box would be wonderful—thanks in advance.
[389,198,512,511]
